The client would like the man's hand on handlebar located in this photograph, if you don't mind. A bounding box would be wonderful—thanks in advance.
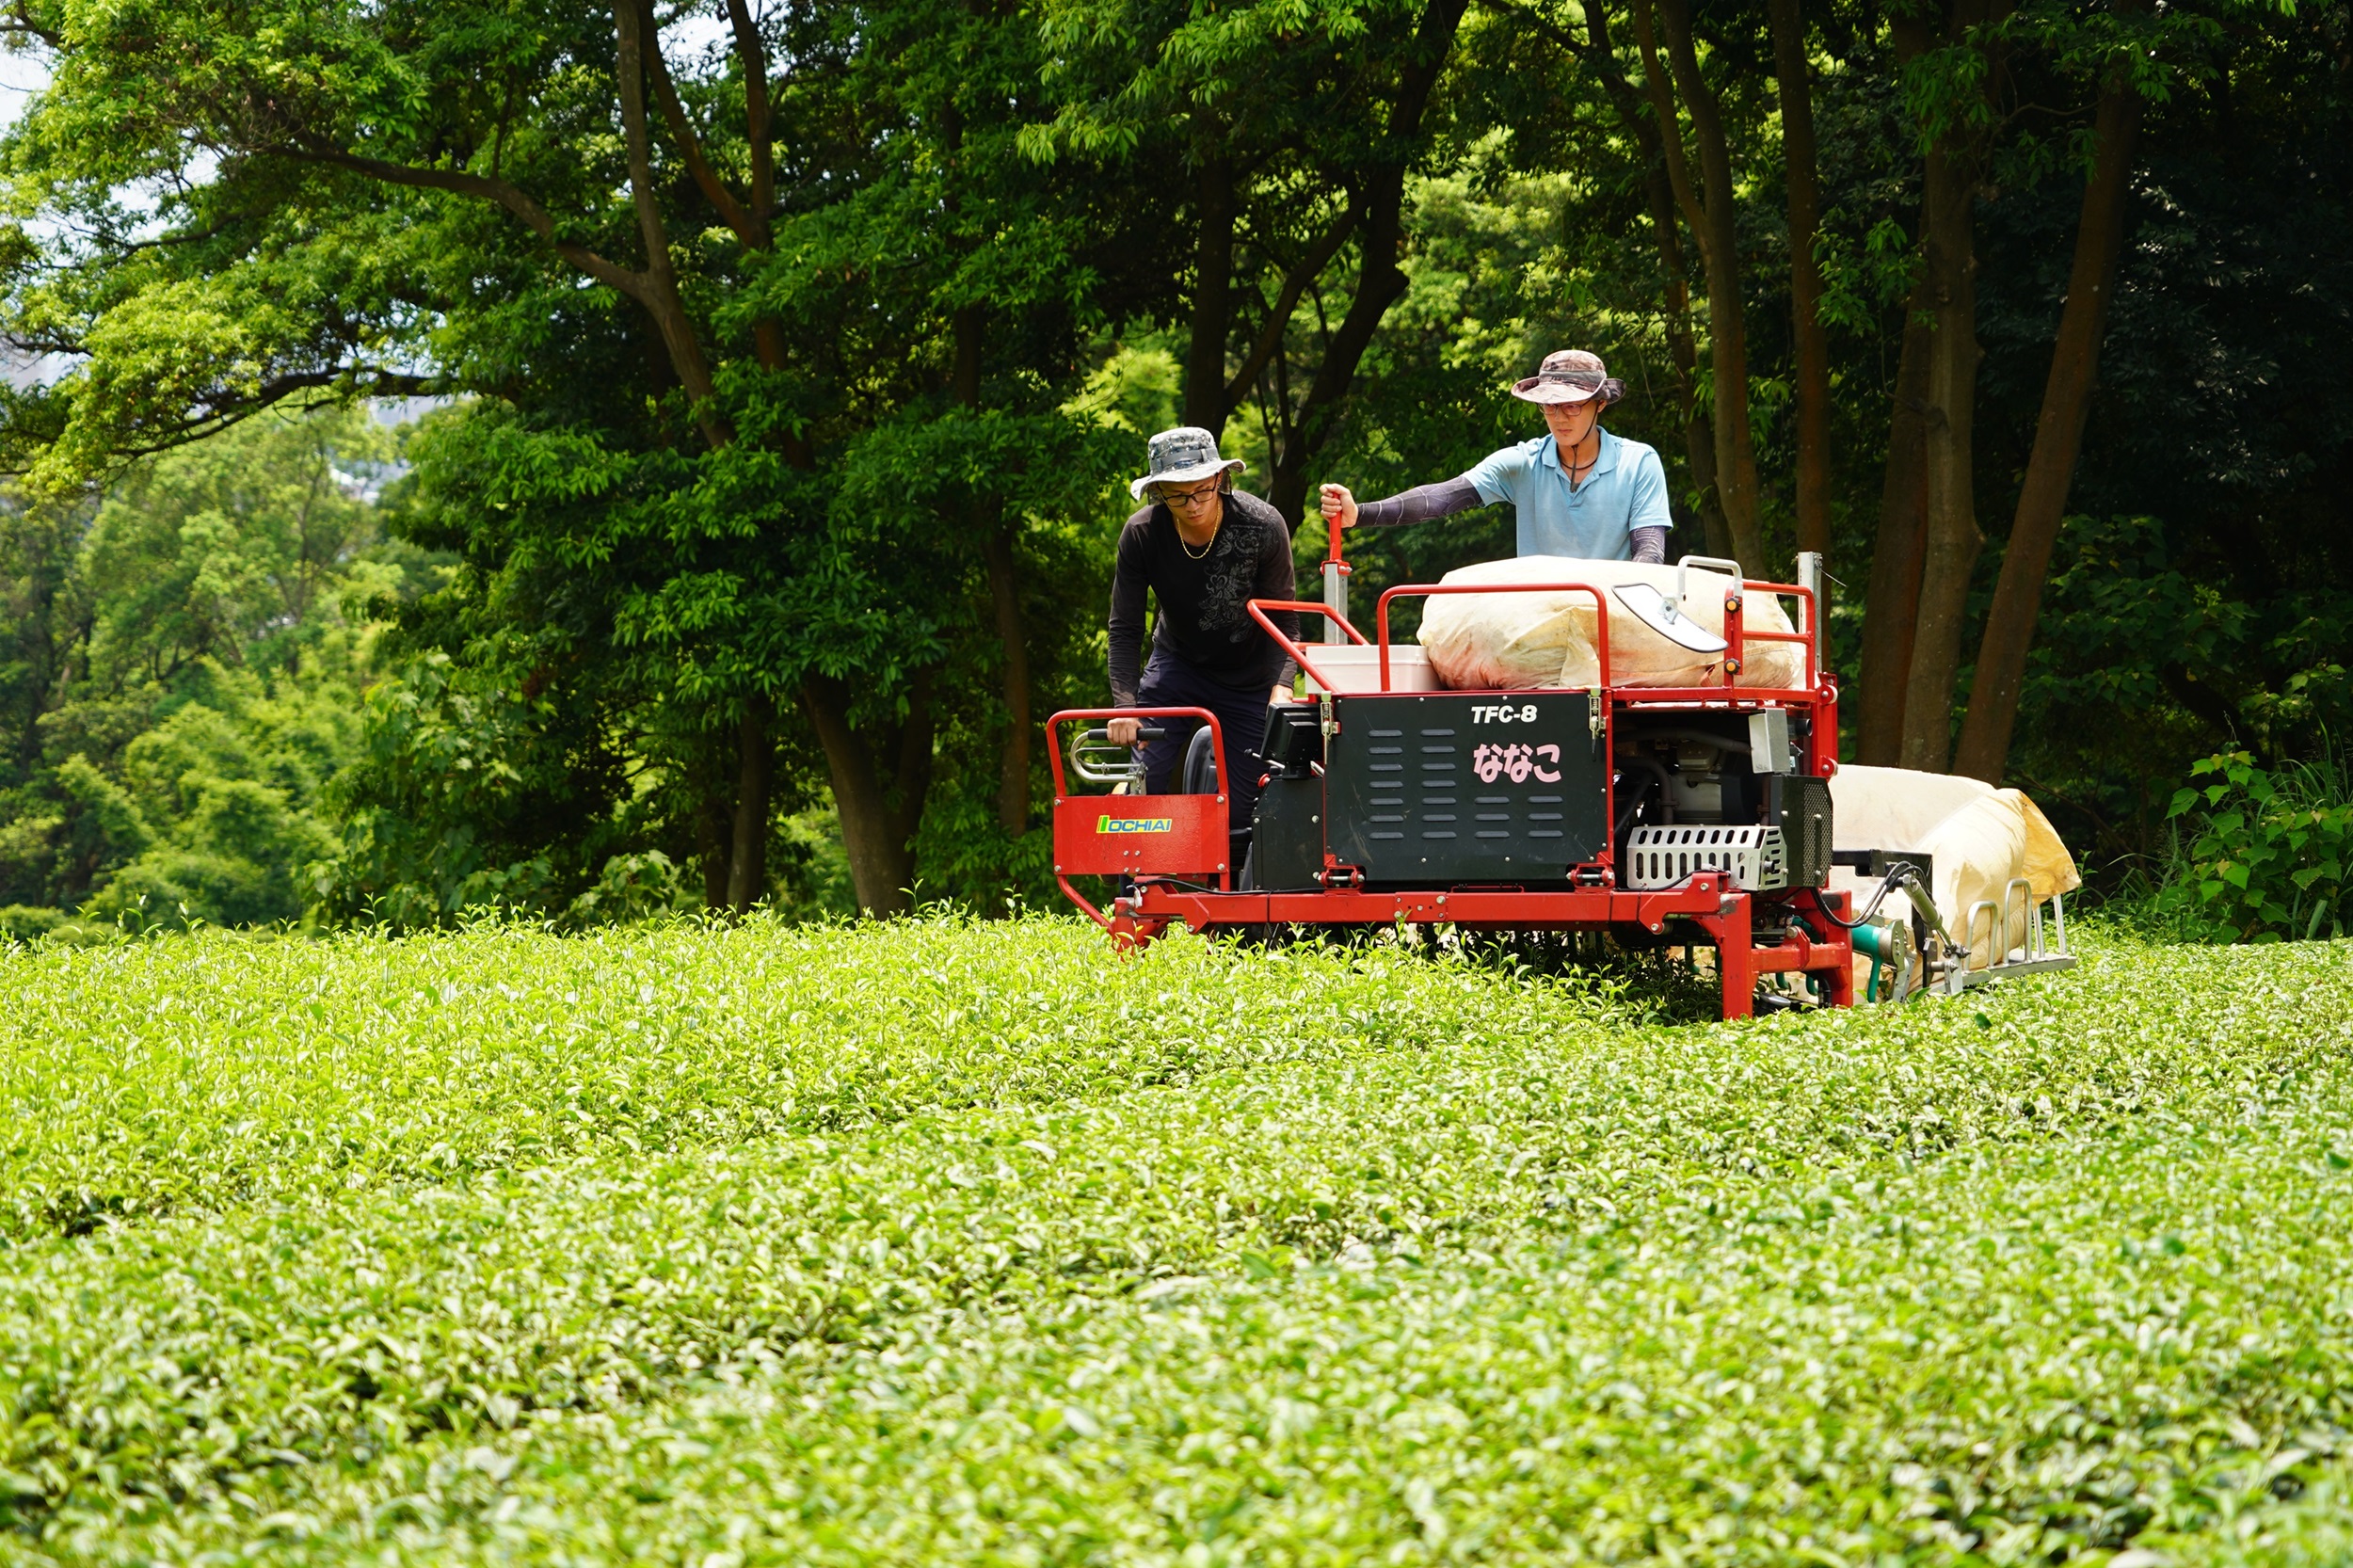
[1318,483,1359,530]
[1106,715,1143,746]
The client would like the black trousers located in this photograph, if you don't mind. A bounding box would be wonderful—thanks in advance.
[1132,654,1275,840]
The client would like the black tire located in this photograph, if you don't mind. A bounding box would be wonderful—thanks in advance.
[1181,724,1218,795]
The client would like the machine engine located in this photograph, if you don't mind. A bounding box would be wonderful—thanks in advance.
[1613,712,1831,891]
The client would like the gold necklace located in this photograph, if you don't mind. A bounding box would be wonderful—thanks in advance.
[1176,508,1221,559]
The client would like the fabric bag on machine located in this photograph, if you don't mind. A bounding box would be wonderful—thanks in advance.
[1828,764,2083,968]
[1414,555,1805,691]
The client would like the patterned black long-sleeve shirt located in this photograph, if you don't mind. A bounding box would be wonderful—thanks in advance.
[1107,491,1300,708]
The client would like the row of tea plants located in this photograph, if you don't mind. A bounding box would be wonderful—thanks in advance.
[2,919,2350,1562]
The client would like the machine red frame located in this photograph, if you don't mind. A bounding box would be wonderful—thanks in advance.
[1048,706,1234,930]
[1241,600,1368,696]
[1051,570,1853,1019]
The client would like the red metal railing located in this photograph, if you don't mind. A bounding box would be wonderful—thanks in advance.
[1045,705,1229,799]
[1242,600,1368,695]
[1374,581,1614,693]
[1250,553,1817,698]
[1731,581,1818,688]
[1045,705,1236,931]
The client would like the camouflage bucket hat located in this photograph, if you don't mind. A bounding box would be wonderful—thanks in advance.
[1129,425,1248,501]
[1512,349,1628,407]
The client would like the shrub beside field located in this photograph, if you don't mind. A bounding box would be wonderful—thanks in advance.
[3,918,2352,1563]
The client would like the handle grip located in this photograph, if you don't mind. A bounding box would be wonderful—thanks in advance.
[1066,725,1165,787]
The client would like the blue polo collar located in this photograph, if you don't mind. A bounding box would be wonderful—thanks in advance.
[1538,425,1619,478]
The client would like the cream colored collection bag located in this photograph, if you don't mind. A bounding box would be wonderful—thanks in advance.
[1828,763,2081,968]
[1415,555,1806,691]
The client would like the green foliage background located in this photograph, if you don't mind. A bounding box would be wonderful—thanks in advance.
[0,0,2346,926]
[0,408,436,935]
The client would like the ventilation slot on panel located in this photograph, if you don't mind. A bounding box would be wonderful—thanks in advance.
[1624,824,1789,891]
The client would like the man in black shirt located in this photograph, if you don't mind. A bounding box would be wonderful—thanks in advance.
[1106,427,1299,841]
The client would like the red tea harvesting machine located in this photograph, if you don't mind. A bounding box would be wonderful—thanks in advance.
[1048,519,2073,1020]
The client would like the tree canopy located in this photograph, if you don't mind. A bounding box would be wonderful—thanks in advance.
[2,0,2347,922]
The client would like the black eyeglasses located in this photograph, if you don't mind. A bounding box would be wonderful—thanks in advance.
[1160,485,1223,509]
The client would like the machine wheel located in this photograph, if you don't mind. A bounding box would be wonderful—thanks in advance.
[1181,725,1219,795]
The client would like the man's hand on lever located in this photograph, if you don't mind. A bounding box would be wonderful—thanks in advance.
[1318,483,1358,530]
[1110,685,1287,752]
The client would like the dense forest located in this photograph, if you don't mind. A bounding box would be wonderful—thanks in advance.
[0,0,2347,930]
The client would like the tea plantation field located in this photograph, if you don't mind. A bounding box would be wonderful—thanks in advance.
[3,918,2352,1565]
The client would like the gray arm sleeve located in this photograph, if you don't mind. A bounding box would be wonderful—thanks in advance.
[1355,475,1483,528]
[1630,525,1667,565]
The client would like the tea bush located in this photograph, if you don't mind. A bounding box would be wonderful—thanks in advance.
[0,915,1630,1241]
[3,918,2351,1563]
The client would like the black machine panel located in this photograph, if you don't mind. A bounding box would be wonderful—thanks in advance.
[1326,692,1609,885]
[1244,703,1326,890]
[1249,772,1326,889]
[1766,772,1833,888]
[1259,702,1323,779]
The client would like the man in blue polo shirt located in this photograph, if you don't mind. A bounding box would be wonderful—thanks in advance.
[1319,349,1673,562]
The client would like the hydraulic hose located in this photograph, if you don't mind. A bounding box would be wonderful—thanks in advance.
[1614,755,1674,832]
[1818,860,1968,967]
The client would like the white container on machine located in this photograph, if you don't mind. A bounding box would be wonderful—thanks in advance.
[1298,643,1438,695]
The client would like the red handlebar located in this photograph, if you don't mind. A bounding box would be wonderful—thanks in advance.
[1242,573,1815,696]
[1244,600,1369,696]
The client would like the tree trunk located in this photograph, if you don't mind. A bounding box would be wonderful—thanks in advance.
[1953,77,2143,783]
[1897,131,1986,772]
[1184,156,1237,431]
[1224,209,1359,420]
[1854,303,1932,765]
[1648,165,1731,562]
[799,676,934,918]
[696,762,730,909]
[982,516,1032,836]
[1769,0,1833,564]
[612,0,726,444]
[725,696,772,911]
[952,304,981,407]
[1581,1,1729,560]
[1262,0,1468,524]
[1637,0,1765,571]
[894,673,938,867]
[1264,194,1413,524]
